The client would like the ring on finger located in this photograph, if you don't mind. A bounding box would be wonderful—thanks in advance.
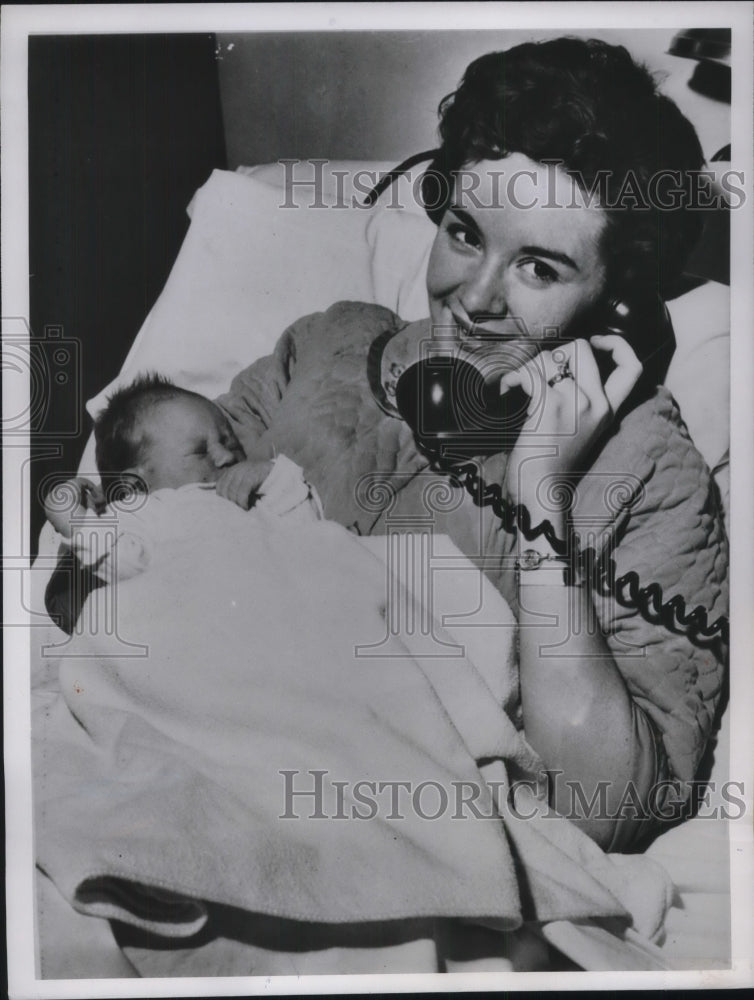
[547,359,574,387]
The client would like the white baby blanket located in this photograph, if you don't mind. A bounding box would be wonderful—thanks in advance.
[34,500,673,970]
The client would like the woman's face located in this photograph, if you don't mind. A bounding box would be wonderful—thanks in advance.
[426,154,609,371]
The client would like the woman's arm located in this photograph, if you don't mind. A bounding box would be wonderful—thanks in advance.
[511,456,666,850]
[215,328,299,456]
[501,336,726,849]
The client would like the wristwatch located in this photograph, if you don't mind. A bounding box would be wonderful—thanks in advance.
[515,548,583,587]
[515,549,569,571]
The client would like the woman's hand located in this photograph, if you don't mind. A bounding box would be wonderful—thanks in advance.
[500,335,643,528]
[215,459,274,510]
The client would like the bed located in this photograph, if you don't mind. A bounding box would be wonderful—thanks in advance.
[28,154,734,980]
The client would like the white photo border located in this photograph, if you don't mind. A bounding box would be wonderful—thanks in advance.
[3,2,753,996]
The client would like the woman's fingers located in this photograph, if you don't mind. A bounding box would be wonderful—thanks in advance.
[224,471,252,510]
[216,460,273,510]
[498,365,528,395]
[498,349,557,400]
[497,340,613,466]
[589,334,643,412]
[215,467,242,506]
[499,337,640,416]
[499,341,597,409]
[556,339,604,404]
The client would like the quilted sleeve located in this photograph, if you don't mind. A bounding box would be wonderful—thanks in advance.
[215,303,403,461]
[588,389,728,789]
[215,314,317,455]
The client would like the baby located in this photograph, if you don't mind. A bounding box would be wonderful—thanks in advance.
[44,374,321,626]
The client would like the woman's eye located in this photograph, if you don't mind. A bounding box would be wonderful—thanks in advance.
[519,259,558,284]
[446,223,482,251]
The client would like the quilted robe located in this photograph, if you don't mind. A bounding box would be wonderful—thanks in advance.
[217,300,728,842]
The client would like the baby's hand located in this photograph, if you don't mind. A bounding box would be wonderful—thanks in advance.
[215,459,274,511]
[44,477,105,537]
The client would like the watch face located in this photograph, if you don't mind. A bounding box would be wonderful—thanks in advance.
[519,549,543,570]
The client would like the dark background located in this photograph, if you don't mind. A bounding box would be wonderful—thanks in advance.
[28,34,227,549]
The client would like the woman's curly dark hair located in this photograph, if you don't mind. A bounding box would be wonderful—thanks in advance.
[421,37,705,298]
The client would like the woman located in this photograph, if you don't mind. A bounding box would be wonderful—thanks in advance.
[218,37,728,854]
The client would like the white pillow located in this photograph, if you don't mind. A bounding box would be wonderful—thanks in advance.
[665,281,730,472]
[86,165,403,418]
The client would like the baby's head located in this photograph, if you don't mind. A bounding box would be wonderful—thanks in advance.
[94,374,244,492]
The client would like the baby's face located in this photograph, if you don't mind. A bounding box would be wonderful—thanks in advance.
[137,395,244,491]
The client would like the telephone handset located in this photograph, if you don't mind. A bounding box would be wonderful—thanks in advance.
[393,295,728,645]
[595,292,676,399]
[395,292,676,459]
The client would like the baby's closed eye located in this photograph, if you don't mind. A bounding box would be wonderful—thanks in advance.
[185,439,209,456]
